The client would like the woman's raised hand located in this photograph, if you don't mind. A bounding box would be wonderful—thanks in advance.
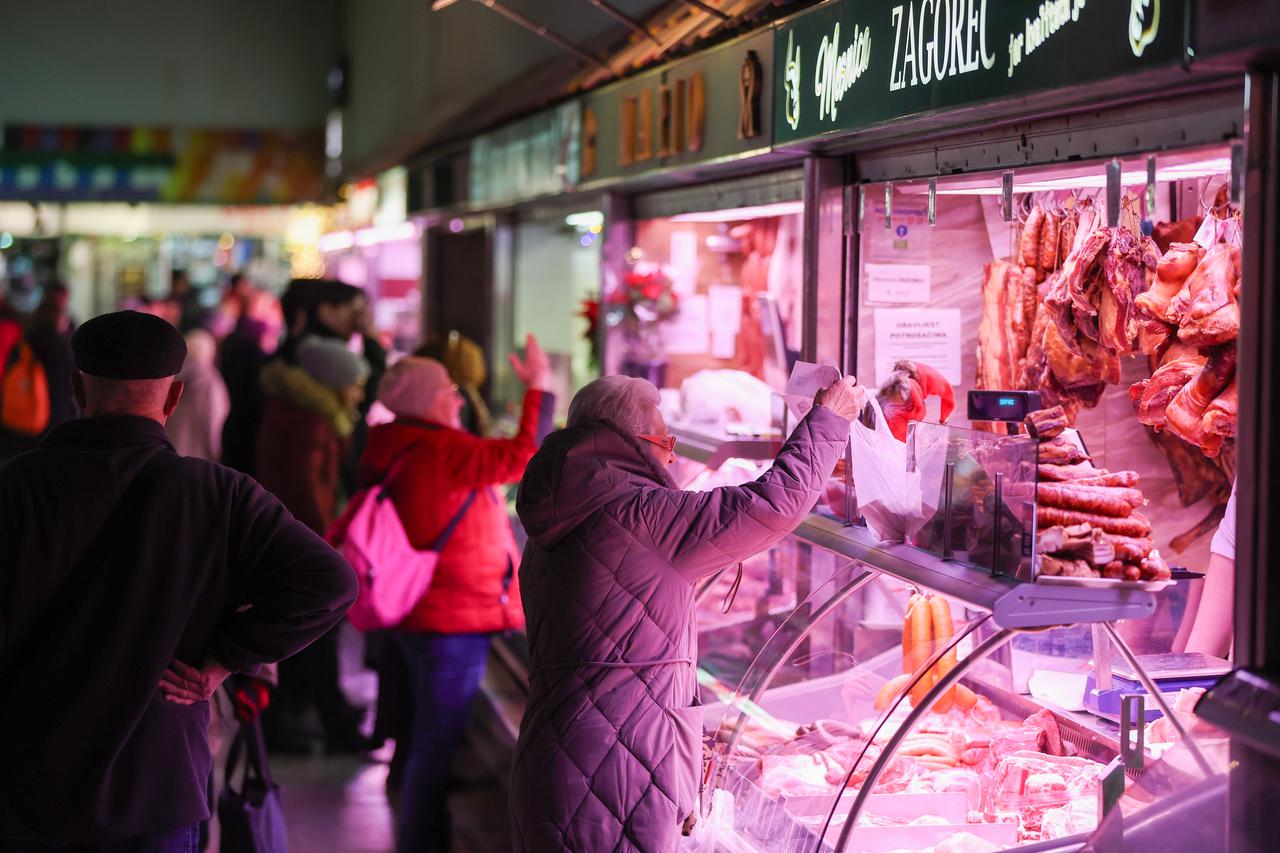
[509,334,550,391]
[815,375,867,421]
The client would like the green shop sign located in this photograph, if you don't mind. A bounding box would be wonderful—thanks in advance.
[774,0,1188,145]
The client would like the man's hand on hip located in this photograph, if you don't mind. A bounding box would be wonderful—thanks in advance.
[159,658,231,705]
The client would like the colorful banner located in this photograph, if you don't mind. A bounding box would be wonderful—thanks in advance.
[0,125,325,204]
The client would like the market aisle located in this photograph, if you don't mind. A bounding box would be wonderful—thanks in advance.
[210,624,515,853]
[268,746,511,853]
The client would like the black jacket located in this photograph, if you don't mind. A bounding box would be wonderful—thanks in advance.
[0,416,358,843]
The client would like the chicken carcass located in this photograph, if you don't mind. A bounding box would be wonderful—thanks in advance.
[1165,346,1238,449]
[1179,242,1241,348]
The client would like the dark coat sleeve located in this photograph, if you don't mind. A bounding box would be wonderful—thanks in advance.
[209,476,358,672]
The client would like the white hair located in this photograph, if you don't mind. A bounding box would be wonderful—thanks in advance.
[567,375,661,435]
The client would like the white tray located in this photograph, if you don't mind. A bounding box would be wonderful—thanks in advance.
[1036,574,1175,592]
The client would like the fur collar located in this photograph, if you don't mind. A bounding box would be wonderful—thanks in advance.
[260,360,355,437]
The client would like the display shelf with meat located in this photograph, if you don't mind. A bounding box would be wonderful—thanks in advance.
[1021,407,1170,582]
[707,587,1127,852]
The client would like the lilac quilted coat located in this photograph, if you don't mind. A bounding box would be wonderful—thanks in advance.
[510,405,850,851]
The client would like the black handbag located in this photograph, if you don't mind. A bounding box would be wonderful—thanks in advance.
[218,718,289,853]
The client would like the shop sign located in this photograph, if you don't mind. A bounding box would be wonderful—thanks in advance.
[775,0,1187,145]
[581,29,773,184]
[0,125,325,204]
[468,101,581,207]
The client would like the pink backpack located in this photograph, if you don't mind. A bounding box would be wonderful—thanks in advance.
[334,444,477,632]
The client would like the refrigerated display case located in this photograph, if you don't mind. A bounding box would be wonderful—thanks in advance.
[701,513,1232,853]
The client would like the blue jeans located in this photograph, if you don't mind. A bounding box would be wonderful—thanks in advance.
[0,824,199,853]
[395,632,491,853]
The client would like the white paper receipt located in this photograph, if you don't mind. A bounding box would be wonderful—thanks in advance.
[784,361,841,420]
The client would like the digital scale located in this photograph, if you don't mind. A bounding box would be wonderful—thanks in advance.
[1084,651,1232,722]
[967,389,1042,434]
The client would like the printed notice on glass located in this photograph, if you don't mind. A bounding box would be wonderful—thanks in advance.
[864,263,931,303]
[873,308,962,386]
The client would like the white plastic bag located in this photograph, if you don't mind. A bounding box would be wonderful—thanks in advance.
[849,397,923,542]
[679,369,774,429]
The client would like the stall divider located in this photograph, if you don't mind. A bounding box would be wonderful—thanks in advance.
[1232,65,1280,853]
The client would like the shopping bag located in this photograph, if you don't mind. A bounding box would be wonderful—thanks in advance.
[327,438,476,632]
[849,397,923,542]
[218,719,287,853]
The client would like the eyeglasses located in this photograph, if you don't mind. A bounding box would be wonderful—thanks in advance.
[637,433,676,453]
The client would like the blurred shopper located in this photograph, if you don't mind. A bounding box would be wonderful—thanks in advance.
[170,269,207,333]
[0,293,21,371]
[285,280,386,492]
[0,310,357,852]
[0,295,33,462]
[219,291,283,476]
[23,282,77,432]
[256,335,371,754]
[510,374,864,851]
[414,330,494,436]
[168,330,229,461]
[337,335,553,852]
[208,272,255,340]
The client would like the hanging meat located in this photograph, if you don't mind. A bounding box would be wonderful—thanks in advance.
[1165,345,1237,451]
[1100,229,1159,357]
[977,260,1035,391]
[1178,242,1241,348]
[1199,379,1238,458]
[1151,214,1203,253]
[1020,206,1046,271]
[1135,242,1205,325]
[1130,344,1208,431]
[1045,227,1110,356]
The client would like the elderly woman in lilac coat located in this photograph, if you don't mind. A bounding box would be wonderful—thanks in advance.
[511,374,865,852]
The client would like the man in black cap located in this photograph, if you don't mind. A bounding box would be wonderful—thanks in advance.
[0,311,358,851]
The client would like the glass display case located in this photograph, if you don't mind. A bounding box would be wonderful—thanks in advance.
[697,518,1232,852]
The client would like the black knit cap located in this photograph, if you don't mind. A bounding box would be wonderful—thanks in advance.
[71,310,187,379]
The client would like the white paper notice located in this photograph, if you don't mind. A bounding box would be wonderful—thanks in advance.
[662,294,709,355]
[708,283,742,359]
[669,230,699,295]
[864,263,932,303]
[784,361,841,420]
[874,308,963,385]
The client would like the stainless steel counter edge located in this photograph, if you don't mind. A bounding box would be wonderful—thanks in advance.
[793,514,1158,629]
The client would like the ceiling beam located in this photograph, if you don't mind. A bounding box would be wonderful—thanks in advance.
[674,0,730,21]
[583,0,663,46]
[434,0,612,71]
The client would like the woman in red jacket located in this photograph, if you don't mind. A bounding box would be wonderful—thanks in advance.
[358,335,553,852]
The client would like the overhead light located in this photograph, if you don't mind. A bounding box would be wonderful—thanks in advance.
[669,201,805,223]
[565,211,604,231]
[431,0,460,9]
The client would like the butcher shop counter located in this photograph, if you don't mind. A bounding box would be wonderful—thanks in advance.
[696,530,1230,853]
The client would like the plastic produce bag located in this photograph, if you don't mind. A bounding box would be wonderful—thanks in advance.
[850,397,923,542]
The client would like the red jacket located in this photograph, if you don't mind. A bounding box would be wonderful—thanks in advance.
[347,389,554,634]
